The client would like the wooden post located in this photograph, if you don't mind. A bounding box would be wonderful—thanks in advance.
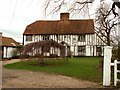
[103,46,113,86]
[114,60,117,86]
[0,60,1,90]
[0,32,2,59]
[6,47,8,58]
[0,32,2,90]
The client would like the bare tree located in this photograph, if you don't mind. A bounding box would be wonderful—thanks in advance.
[44,0,95,17]
[21,40,66,65]
[44,0,120,17]
[44,0,120,44]
[95,2,119,46]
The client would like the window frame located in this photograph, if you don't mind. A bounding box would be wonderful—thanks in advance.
[78,46,86,55]
[42,35,50,40]
[78,35,86,42]
[26,35,32,41]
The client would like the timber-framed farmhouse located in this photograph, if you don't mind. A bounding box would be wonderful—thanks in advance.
[23,13,106,56]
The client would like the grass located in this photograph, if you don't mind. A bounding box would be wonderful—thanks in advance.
[4,57,103,82]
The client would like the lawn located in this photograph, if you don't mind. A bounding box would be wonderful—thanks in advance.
[4,57,103,82]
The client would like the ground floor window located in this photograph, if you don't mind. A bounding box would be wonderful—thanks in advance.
[96,46,102,56]
[78,46,86,56]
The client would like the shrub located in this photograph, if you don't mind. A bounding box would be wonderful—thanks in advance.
[111,46,120,61]
[19,54,29,59]
[11,48,19,59]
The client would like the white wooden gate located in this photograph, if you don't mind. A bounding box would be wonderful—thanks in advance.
[114,60,120,86]
[103,46,120,86]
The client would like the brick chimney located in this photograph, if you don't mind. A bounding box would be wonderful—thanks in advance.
[60,13,69,21]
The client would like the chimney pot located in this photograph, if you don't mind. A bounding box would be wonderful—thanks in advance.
[60,13,69,20]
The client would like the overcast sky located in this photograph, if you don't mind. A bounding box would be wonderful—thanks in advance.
[0,0,45,42]
[0,0,114,43]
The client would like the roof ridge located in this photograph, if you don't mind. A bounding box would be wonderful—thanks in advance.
[35,19,93,22]
[36,20,59,22]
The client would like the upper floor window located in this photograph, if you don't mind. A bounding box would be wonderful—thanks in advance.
[43,35,50,40]
[26,35,32,41]
[78,35,86,42]
[72,38,76,44]
[35,36,39,41]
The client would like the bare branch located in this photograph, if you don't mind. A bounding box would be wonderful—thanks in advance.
[44,0,94,17]
[75,1,93,4]
[95,2,118,46]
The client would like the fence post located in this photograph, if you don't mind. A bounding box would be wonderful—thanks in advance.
[0,32,2,89]
[114,60,117,86]
[103,46,113,86]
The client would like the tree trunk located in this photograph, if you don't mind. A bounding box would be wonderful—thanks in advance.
[38,53,44,65]
[107,33,110,46]
[118,42,120,61]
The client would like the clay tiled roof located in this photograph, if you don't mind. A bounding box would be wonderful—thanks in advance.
[24,21,59,35]
[1,36,20,47]
[24,19,94,35]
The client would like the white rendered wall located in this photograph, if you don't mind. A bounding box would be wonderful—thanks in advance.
[3,47,16,58]
[86,46,91,56]
[24,34,106,56]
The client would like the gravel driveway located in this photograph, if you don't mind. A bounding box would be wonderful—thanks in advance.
[2,59,103,88]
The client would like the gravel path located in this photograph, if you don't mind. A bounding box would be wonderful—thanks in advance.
[2,59,103,88]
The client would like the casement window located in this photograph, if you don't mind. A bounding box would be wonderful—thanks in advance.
[72,38,76,44]
[64,35,70,40]
[78,46,86,55]
[96,46,102,56]
[96,47,102,52]
[26,35,32,41]
[78,35,86,42]
[43,35,50,40]
[35,36,39,41]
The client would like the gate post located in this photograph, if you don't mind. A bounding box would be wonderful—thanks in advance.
[103,46,113,86]
[114,60,117,86]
